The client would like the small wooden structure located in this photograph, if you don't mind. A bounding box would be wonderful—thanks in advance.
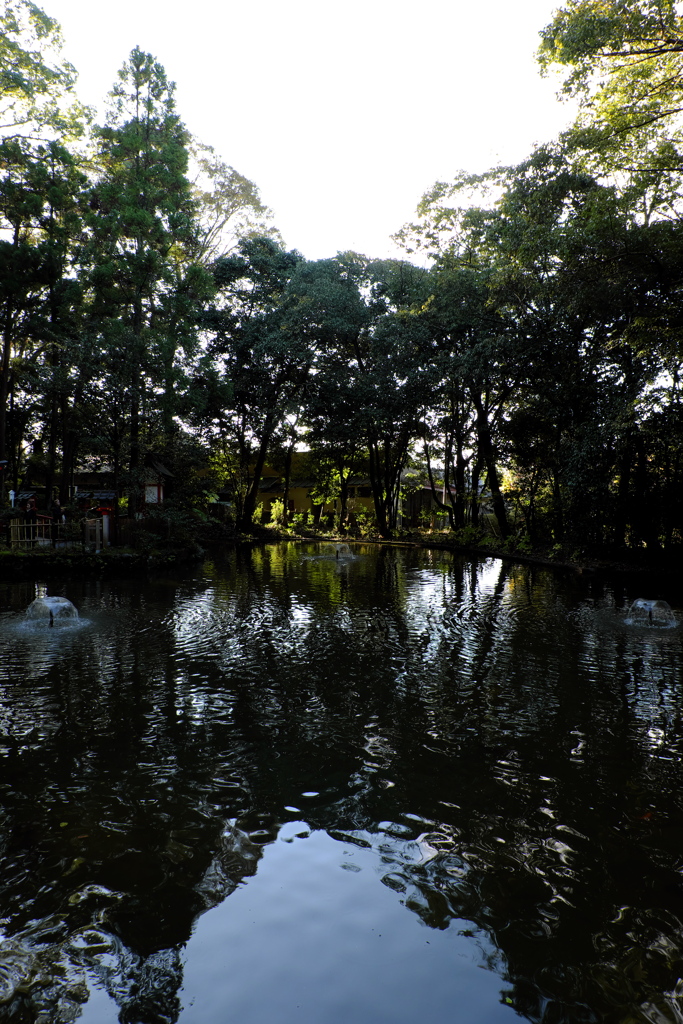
[9,516,107,552]
[9,516,52,549]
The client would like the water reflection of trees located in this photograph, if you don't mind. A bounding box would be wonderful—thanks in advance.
[1,547,683,1021]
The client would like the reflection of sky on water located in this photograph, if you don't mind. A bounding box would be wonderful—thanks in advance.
[176,828,512,1024]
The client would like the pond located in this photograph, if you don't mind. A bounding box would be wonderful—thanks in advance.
[0,542,682,1024]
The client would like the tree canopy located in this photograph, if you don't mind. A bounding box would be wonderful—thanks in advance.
[1,0,683,558]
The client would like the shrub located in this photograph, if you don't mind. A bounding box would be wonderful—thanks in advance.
[269,499,285,527]
[453,524,486,547]
[291,511,307,532]
[353,506,377,537]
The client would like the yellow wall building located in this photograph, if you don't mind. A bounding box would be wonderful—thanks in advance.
[257,453,375,528]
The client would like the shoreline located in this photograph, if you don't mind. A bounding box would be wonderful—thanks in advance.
[0,529,678,583]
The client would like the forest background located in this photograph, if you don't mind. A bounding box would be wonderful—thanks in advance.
[1,0,683,558]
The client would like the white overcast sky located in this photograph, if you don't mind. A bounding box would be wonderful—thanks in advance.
[43,0,574,260]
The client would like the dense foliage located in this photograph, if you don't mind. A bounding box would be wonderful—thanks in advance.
[1,0,683,557]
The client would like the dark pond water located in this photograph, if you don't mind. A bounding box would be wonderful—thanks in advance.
[1,542,682,1024]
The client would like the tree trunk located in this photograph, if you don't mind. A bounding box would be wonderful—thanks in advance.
[551,467,564,542]
[129,291,145,513]
[471,391,509,539]
[614,429,633,549]
[0,310,13,468]
[425,439,456,530]
[367,440,390,538]
[282,444,293,527]
[239,425,274,530]
[338,467,350,533]
[453,445,467,529]
[470,459,480,527]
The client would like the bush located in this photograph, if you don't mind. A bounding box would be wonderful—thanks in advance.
[268,499,285,527]
[290,511,307,532]
[353,506,378,537]
[452,524,486,547]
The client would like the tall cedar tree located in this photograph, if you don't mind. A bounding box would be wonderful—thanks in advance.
[83,47,200,504]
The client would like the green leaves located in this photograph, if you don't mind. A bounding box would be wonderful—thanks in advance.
[189,139,280,263]
[0,0,90,140]
[538,0,683,203]
[538,0,682,87]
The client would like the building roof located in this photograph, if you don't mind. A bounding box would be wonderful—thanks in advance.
[145,455,174,478]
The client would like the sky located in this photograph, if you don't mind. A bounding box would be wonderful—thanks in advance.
[42,0,576,261]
